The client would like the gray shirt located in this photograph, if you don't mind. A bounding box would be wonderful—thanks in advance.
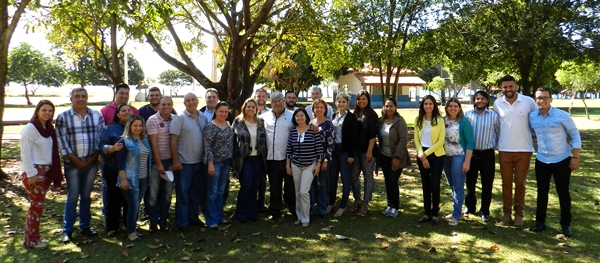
[170,109,208,164]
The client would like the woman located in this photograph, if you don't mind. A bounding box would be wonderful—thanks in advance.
[20,100,63,248]
[116,115,151,241]
[99,104,131,237]
[286,109,323,227]
[443,98,474,226]
[352,90,378,216]
[310,99,335,216]
[414,95,445,226]
[328,93,357,217]
[378,97,411,219]
[203,101,234,229]
[232,98,267,223]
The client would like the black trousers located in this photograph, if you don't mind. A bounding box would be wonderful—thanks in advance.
[267,160,296,217]
[465,149,495,216]
[535,157,572,226]
[417,153,444,217]
[102,165,127,232]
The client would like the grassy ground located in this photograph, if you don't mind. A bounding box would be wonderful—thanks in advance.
[1,128,599,262]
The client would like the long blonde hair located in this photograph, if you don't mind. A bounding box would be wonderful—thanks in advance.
[236,98,258,122]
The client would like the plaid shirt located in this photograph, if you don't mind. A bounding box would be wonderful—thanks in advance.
[56,108,105,159]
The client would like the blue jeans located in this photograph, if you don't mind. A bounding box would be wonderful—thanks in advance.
[329,144,353,208]
[121,177,148,234]
[310,163,329,215]
[63,161,98,233]
[444,155,467,220]
[206,160,231,227]
[174,162,203,227]
[148,159,174,225]
[235,156,262,222]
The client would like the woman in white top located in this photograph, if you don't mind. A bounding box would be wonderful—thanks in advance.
[20,100,63,249]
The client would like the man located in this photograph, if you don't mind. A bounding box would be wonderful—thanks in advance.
[139,86,177,121]
[262,91,296,220]
[146,96,177,232]
[100,83,140,125]
[464,90,500,223]
[492,75,537,226]
[56,88,105,243]
[285,90,299,112]
[255,87,270,115]
[528,88,580,237]
[170,93,209,232]
[304,87,333,120]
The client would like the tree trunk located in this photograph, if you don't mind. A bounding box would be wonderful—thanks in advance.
[24,83,32,106]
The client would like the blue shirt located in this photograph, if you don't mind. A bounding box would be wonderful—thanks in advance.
[529,107,581,164]
[464,109,500,150]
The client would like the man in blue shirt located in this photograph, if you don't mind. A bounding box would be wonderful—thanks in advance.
[528,88,581,237]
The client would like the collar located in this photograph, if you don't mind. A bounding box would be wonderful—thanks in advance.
[153,111,174,121]
[68,107,92,116]
[536,106,554,116]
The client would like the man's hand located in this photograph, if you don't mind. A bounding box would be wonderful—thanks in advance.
[570,158,579,171]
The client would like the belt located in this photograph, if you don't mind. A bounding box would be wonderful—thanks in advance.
[473,149,494,154]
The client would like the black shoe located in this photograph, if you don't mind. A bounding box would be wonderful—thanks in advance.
[60,232,72,243]
[481,214,490,223]
[148,223,158,233]
[562,226,573,237]
[209,225,219,230]
[431,217,439,226]
[462,208,474,215]
[417,216,431,223]
[189,220,205,227]
[529,223,547,232]
[179,225,193,233]
[79,228,98,237]
[158,222,169,232]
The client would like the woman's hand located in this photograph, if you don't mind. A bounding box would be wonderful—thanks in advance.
[286,166,292,176]
[120,179,129,191]
[110,139,124,153]
[208,162,216,176]
[347,157,354,165]
[365,152,373,162]
[312,164,320,176]
[391,158,400,171]
[172,160,183,171]
[422,159,430,169]
[461,162,470,173]
[27,176,38,187]
[320,161,328,171]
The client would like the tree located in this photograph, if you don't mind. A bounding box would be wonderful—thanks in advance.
[1,0,36,177]
[555,61,600,118]
[158,69,193,96]
[8,43,69,104]
[438,0,600,95]
[64,49,145,88]
[260,44,322,93]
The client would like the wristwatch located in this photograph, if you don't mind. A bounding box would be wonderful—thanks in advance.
[323,159,328,163]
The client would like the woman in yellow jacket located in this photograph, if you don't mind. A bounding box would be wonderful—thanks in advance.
[414,95,445,226]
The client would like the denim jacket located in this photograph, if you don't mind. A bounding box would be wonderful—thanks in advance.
[98,121,125,170]
[116,137,152,191]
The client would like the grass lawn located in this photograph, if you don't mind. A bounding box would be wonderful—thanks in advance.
[1,128,599,262]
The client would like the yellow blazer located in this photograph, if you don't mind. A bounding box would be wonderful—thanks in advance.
[414,116,446,157]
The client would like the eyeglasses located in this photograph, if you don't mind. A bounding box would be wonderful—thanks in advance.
[535,97,551,101]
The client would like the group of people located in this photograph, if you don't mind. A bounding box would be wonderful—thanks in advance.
[18,75,581,249]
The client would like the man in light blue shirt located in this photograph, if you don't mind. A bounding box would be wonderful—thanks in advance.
[528,88,581,237]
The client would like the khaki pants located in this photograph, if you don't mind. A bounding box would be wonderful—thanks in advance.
[499,152,532,217]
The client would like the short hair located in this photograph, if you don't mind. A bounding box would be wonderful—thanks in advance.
[536,87,551,94]
[212,101,229,120]
[113,104,131,124]
[285,90,297,97]
[148,86,161,93]
[472,90,490,103]
[381,96,400,118]
[311,99,328,117]
[270,91,284,102]
[206,88,219,96]
[122,115,147,139]
[116,83,130,93]
[445,97,464,121]
[336,93,350,103]
[254,88,268,96]
[499,75,516,83]
[70,87,88,98]
[237,98,258,122]
[311,87,322,94]
[292,108,310,126]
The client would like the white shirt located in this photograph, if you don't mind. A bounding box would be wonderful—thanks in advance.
[493,93,537,152]
[420,120,433,147]
[305,104,334,121]
[262,109,294,161]
[20,123,53,177]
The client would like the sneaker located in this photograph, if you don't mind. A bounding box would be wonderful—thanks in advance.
[448,218,459,226]
[529,223,546,232]
[60,232,72,243]
[302,222,310,228]
[481,214,490,223]
[389,208,398,219]
[294,220,301,225]
[382,206,392,216]
[443,214,454,220]
[128,232,142,242]
[333,208,345,217]
[79,228,98,237]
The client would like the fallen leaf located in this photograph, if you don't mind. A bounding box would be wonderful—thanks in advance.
[233,239,242,243]
[375,233,384,239]
[556,234,568,240]
[220,224,231,231]
[58,259,69,263]
[557,243,570,247]
[450,231,458,236]
[180,256,190,261]
[147,244,164,249]
[122,250,129,258]
[141,257,149,262]
[563,251,570,255]
[518,233,527,238]
[451,244,458,250]
[490,244,500,251]
[428,247,437,253]
[335,235,349,240]
[184,242,193,246]
[125,244,135,248]
[280,246,287,250]
[473,259,482,263]
[321,225,334,231]
[381,241,389,249]
[252,232,261,236]
[348,217,357,221]
[271,225,279,228]
[291,244,297,249]
[396,237,403,242]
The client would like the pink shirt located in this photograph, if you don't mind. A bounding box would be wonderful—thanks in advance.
[100,102,140,125]
[147,112,175,160]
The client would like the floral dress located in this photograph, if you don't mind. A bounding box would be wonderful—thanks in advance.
[444,119,464,156]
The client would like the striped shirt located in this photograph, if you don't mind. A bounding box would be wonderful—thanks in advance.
[147,112,175,160]
[286,127,323,167]
[464,108,499,150]
[56,108,105,159]
[138,140,150,179]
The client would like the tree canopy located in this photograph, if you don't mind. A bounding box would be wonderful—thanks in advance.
[158,69,193,96]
